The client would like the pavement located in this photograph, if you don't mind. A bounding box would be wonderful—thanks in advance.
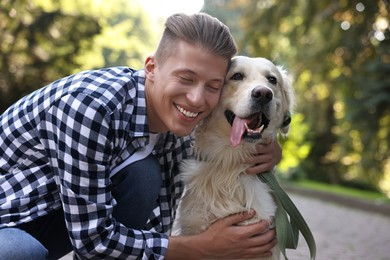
[282,192,390,260]
[60,187,390,260]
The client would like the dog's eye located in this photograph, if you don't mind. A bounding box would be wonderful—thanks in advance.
[230,73,244,81]
[267,76,277,85]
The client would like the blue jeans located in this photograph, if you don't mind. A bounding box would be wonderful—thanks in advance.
[0,154,162,259]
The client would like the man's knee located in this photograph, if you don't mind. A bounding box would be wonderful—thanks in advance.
[112,154,162,197]
[129,154,161,183]
[0,228,48,260]
[111,154,162,229]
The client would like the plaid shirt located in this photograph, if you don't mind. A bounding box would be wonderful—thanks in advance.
[0,67,194,259]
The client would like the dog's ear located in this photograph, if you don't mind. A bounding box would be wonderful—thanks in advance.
[277,65,295,136]
[280,112,291,135]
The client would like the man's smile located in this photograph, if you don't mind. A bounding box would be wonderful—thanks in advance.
[175,104,199,118]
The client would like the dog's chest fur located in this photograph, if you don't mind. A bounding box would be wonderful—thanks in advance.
[174,119,277,235]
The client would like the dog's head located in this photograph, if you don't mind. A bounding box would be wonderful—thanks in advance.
[211,56,295,147]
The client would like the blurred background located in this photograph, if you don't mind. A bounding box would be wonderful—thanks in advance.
[2,1,389,259]
[1,0,389,202]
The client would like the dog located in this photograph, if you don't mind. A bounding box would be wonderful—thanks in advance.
[173,56,295,260]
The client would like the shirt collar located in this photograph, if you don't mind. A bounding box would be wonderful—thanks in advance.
[127,69,150,139]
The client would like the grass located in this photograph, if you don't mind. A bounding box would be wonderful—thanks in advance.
[289,179,390,204]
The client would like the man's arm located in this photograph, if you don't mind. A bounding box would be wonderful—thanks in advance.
[40,93,168,259]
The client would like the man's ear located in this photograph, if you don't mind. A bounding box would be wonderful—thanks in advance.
[144,55,156,83]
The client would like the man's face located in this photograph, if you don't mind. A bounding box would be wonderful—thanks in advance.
[144,41,229,136]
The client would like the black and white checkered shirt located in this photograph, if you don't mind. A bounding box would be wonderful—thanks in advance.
[0,67,193,259]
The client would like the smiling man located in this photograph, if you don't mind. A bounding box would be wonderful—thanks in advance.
[0,13,280,259]
[145,40,227,136]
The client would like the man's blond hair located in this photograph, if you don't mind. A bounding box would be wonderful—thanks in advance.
[155,13,237,65]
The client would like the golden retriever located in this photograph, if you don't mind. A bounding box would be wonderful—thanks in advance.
[173,56,295,260]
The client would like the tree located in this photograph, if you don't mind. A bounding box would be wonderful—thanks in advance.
[0,0,100,113]
[203,0,390,193]
[0,0,155,114]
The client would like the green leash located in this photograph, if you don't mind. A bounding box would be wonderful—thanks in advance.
[258,171,317,260]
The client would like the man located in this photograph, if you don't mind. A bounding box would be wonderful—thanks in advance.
[0,13,279,259]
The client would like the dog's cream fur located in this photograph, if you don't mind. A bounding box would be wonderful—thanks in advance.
[173,56,295,260]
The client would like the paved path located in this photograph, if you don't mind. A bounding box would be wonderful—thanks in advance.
[60,193,390,260]
[285,194,390,260]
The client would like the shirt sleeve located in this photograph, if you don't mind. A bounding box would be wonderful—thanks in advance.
[38,92,168,259]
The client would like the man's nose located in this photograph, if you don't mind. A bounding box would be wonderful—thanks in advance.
[187,85,205,107]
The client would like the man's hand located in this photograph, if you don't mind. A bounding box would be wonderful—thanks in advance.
[244,140,282,175]
[200,210,277,258]
[166,210,277,259]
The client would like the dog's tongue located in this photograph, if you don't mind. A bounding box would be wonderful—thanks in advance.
[230,117,250,147]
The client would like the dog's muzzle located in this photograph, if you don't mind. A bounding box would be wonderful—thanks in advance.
[225,110,270,147]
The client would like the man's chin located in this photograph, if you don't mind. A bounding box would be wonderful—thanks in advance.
[171,126,196,137]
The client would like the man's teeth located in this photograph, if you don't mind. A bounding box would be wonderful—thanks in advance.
[245,123,264,134]
[176,105,198,118]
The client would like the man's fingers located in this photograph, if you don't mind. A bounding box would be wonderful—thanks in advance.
[221,210,256,226]
[245,220,275,237]
[222,213,276,239]
[241,236,278,258]
[245,162,273,175]
[244,140,282,175]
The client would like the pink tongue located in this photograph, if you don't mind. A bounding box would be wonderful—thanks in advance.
[230,117,250,147]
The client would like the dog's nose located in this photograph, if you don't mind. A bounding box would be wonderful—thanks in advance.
[251,86,273,104]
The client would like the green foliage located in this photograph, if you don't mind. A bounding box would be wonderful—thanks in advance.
[0,0,155,114]
[0,0,100,112]
[53,0,158,71]
[203,0,390,195]
[278,113,311,174]
[292,180,390,203]
[1,0,388,196]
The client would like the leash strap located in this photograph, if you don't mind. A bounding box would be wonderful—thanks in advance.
[258,172,317,260]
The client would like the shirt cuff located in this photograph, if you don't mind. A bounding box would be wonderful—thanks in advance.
[143,231,169,260]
